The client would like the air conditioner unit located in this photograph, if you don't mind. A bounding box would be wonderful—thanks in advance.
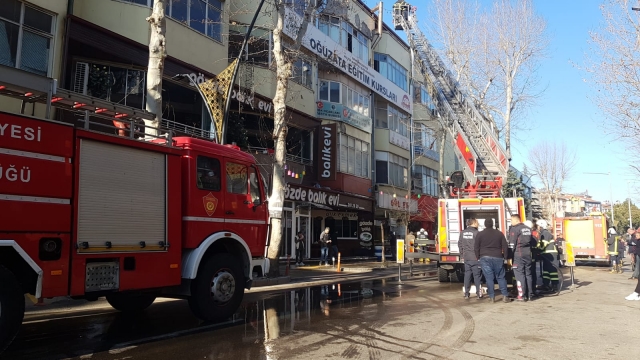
[73,62,89,95]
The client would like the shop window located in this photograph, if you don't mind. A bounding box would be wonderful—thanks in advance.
[226,162,248,194]
[331,217,358,238]
[0,0,54,76]
[196,156,221,191]
[319,80,340,103]
[286,127,312,163]
[77,62,146,109]
[339,134,369,178]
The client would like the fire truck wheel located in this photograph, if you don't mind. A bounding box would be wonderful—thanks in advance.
[106,293,156,313]
[437,267,449,282]
[0,266,25,353]
[189,253,244,322]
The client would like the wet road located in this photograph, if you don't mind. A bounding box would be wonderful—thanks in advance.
[6,276,446,360]
[7,265,635,360]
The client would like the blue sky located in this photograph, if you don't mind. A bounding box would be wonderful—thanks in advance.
[361,0,636,205]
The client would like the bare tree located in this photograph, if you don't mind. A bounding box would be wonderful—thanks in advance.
[583,0,640,163]
[429,0,548,159]
[145,0,166,137]
[266,0,319,276]
[527,141,577,221]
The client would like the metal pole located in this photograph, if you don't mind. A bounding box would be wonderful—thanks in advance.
[221,0,267,144]
[610,172,615,225]
[628,181,633,228]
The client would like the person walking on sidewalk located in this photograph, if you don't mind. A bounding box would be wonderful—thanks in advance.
[509,215,535,301]
[295,231,306,266]
[460,218,482,300]
[475,218,510,303]
[319,227,331,266]
[630,231,640,280]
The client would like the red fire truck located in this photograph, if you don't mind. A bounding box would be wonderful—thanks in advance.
[0,67,269,351]
[394,2,525,282]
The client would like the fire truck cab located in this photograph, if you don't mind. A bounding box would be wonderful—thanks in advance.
[0,67,269,351]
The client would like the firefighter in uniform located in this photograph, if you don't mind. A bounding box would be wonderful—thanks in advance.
[527,220,540,295]
[508,215,534,301]
[607,227,620,273]
[460,218,482,299]
[537,220,559,292]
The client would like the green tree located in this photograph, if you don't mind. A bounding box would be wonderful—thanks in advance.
[612,200,640,233]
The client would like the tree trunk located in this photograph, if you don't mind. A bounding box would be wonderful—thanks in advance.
[504,77,513,161]
[145,0,166,138]
[266,1,315,277]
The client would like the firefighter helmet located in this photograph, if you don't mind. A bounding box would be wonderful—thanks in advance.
[608,227,617,235]
[524,220,533,228]
[537,220,548,229]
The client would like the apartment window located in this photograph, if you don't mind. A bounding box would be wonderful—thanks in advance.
[165,0,223,42]
[228,25,271,66]
[317,16,369,63]
[123,0,149,5]
[341,22,369,63]
[388,106,408,137]
[375,152,408,188]
[373,53,408,91]
[318,15,341,44]
[420,86,435,109]
[0,0,54,76]
[339,134,370,178]
[292,59,312,88]
[318,80,341,103]
[413,165,439,197]
[415,123,439,161]
[342,86,370,116]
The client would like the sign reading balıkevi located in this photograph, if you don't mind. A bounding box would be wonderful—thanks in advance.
[284,9,412,114]
[317,123,337,180]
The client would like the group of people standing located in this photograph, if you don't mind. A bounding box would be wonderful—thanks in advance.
[459,215,560,302]
[607,227,640,301]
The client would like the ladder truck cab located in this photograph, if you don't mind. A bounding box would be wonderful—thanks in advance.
[392,2,525,282]
[0,66,269,352]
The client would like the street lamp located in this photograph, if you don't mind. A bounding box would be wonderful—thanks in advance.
[584,172,614,225]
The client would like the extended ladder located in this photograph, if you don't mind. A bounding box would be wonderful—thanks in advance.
[392,2,509,189]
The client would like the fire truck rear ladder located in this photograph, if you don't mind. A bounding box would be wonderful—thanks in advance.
[393,3,509,188]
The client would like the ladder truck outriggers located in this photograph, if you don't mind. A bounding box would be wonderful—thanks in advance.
[0,65,271,352]
[392,1,525,282]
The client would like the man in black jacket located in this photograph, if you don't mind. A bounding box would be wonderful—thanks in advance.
[508,215,534,301]
[475,218,510,303]
[460,218,482,300]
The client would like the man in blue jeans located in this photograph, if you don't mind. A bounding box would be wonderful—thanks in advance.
[474,218,510,303]
[319,227,331,266]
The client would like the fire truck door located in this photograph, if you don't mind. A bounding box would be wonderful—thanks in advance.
[224,160,261,251]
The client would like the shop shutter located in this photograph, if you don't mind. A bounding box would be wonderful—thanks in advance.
[76,139,167,252]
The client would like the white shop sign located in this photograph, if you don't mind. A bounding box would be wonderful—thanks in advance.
[390,131,410,150]
[284,8,412,114]
[376,193,418,213]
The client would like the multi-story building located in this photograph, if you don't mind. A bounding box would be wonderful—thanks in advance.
[0,0,458,259]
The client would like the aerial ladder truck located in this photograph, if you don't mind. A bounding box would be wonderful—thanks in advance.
[392,1,525,282]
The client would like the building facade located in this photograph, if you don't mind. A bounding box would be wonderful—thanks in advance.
[0,0,459,259]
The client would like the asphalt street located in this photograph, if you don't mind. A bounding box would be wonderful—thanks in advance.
[4,264,640,360]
